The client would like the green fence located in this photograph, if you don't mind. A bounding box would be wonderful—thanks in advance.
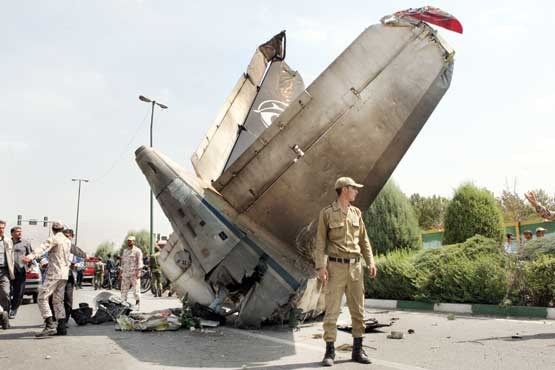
[422,220,555,249]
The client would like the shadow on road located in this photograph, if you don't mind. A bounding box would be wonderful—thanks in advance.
[458,332,555,344]
[69,322,300,368]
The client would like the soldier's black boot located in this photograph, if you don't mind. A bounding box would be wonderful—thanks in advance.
[36,317,57,337]
[0,310,10,329]
[322,341,335,367]
[56,319,67,336]
[352,337,372,364]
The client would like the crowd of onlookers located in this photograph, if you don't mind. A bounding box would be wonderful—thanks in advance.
[503,226,549,254]
[1,220,167,337]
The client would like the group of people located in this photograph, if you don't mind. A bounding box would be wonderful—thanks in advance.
[0,220,87,336]
[503,192,555,255]
[0,221,33,328]
[0,221,148,337]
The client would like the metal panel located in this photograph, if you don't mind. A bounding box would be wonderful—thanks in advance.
[191,50,268,184]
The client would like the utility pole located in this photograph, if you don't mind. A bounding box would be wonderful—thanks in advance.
[139,95,168,255]
[72,178,89,246]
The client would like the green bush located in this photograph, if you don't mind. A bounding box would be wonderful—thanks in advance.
[521,234,555,260]
[522,255,555,306]
[414,236,507,304]
[415,254,507,304]
[364,249,419,300]
[365,180,422,254]
[443,183,504,244]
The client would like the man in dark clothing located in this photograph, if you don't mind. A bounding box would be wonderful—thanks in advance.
[9,226,32,319]
[105,254,115,290]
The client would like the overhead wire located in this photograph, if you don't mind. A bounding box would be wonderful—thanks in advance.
[90,108,151,183]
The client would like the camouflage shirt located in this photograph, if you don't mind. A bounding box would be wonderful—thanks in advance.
[121,246,143,278]
[535,203,555,221]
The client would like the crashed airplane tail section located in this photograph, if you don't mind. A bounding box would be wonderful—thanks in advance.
[191,31,305,184]
[137,11,458,327]
[213,20,455,252]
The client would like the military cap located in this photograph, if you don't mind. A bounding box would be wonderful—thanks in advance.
[536,227,547,232]
[523,230,533,235]
[127,235,136,241]
[335,177,364,190]
[52,221,65,230]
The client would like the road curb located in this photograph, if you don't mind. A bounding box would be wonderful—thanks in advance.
[365,299,554,319]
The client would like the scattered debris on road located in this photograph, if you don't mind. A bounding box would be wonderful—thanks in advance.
[336,344,353,352]
[408,329,415,334]
[337,318,394,333]
[387,331,404,339]
[447,314,456,320]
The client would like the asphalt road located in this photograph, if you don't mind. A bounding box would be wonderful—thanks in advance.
[1,287,555,370]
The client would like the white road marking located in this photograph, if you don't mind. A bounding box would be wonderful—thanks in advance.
[227,328,433,370]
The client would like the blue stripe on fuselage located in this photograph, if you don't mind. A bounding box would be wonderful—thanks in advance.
[198,196,300,291]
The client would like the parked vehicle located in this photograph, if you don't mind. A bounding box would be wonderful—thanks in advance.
[24,263,41,303]
[83,257,100,285]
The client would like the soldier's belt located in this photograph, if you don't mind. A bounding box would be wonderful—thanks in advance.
[328,256,360,264]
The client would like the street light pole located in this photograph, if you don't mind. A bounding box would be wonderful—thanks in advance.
[139,95,168,255]
[71,178,89,246]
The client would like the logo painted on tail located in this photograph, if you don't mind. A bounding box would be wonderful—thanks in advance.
[254,100,288,127]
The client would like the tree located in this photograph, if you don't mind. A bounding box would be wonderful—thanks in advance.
[364,180,422,255]
[443,183,504,244]
[120,229,151,256]
[497,189,535,223]
[409,193,450,230]
[95,241,116,261]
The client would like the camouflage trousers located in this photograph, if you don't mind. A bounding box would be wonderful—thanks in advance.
[323,260,365,342]
[151,270,162,294]
[94,272,104,289]
[121,275,140,302]
[38,278,67,319]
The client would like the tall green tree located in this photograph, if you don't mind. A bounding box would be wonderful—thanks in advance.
[95,241,116,261]
[443,183,504,244]
[497,189,535,223]
[409,193,450,230]
[365,180,422,255]
[120,229,151,256]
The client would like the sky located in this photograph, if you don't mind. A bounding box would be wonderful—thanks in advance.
[1,1,554,252]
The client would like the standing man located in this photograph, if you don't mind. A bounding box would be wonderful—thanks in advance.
[121,236,143,308]
[9,226,33,319]
[150,246,162,297]
[535,227,548,238]
[22,221,73,337]
[105,254,115,290]
[0,220,15,329]
[94,258,105,290]
[503,233,517,254]
[522,230,533,242]
[62,228,86,323]
[314,177,377,366]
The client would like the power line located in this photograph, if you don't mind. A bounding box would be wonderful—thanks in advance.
[91,108,151,183]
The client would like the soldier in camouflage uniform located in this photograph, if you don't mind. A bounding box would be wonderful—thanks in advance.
[149,246,162,297]
[23,221,86,337]
[525,192,555,223]
[120,236,143,307]
[94,258,105,290]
